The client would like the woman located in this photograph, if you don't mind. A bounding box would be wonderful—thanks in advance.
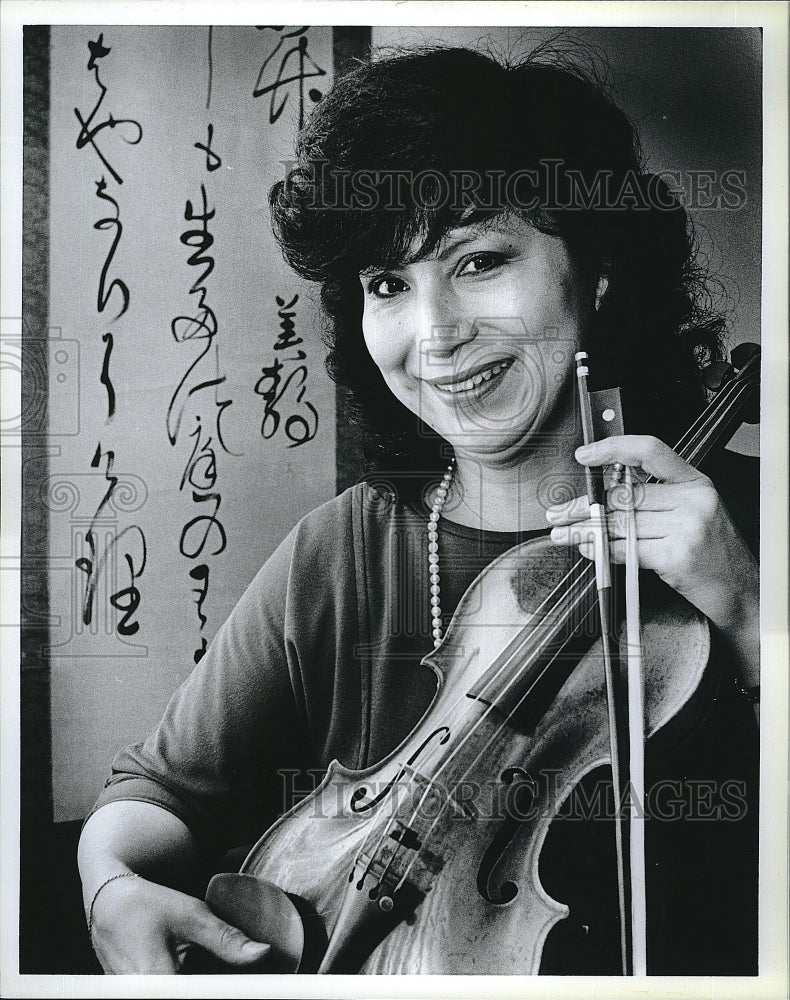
[77,45,759,975]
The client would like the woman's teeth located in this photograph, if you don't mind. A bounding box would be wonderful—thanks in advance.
[434,360,512,394]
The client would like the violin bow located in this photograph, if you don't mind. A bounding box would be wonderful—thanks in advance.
[618,459,647,975]
[575,352,646,976]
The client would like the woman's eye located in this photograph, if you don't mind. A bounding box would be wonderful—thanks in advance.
[368,274,408,299]
[458,252,504,276]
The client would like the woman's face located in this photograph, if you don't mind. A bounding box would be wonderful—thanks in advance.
[359,215,599,467]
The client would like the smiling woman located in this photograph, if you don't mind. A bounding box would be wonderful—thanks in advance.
[77,44,760,976]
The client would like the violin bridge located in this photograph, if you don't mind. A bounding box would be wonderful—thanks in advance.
[355,818,442,897]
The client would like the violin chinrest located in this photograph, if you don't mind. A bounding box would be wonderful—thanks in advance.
[206,872,304,972]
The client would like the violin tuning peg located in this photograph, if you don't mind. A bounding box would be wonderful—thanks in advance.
[730,342,761,372]
[701,360,734,391]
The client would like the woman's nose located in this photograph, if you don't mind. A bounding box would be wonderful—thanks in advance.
[413,282,476,368]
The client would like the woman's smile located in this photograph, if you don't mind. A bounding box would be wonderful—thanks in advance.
[426,356,515,396]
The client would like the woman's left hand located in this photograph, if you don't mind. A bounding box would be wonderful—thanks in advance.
[547,435,759,688]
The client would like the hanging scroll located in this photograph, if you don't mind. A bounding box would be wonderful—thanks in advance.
[47,25,334,821]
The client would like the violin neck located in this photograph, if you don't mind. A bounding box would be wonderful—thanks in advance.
[671,355,759,471]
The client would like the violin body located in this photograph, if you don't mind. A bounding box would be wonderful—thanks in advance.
[209,537,710,974]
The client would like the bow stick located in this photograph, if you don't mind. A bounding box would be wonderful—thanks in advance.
[574,352,646,976]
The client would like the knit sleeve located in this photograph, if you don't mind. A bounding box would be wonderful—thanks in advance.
[87,487,365,857]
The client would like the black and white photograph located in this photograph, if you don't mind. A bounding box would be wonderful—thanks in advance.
[1,2,787,997]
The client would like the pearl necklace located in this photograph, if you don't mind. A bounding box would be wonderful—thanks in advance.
[427,459,456,648]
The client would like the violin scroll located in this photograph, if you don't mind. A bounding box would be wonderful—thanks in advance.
[701,342,760,424]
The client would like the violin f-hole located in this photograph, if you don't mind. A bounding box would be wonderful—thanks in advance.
[350,727,451,814]
[476,767,536,905]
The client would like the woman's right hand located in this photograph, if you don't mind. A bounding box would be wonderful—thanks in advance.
[88,872,271,974]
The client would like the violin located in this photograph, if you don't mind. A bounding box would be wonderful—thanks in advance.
[203,344,760,975]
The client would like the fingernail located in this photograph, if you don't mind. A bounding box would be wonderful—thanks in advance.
[242,941,269,956]
[575,444,593,460]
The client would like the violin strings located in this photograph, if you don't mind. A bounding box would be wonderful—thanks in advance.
[392,568,596,891]
[668,373,758,470]
[360,554,592,889]
[678,381,757,468]
[376,560,595,892]
[363,366,758,898]
[359,551,591,887]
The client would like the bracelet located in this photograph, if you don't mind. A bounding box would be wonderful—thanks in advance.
[734,676,760,704]
[86,872,141,937]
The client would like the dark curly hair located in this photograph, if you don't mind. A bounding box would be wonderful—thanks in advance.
[269,45,726,487]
